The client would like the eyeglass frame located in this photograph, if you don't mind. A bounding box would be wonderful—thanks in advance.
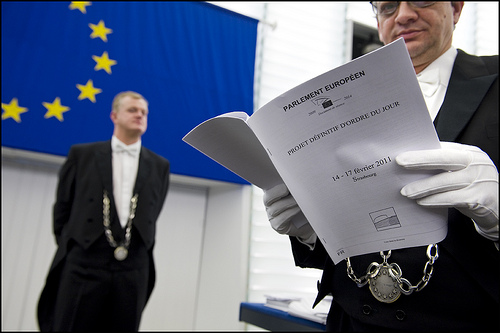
[370,2,438,17]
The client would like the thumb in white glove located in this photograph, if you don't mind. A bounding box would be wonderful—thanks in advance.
[396,142,499,241]
[263,183,317,247]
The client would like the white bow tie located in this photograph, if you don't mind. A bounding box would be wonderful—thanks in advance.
[114,143,139,156]
[417,68,440,98]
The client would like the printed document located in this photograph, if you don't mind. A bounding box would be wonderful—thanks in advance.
[183,38,448,264]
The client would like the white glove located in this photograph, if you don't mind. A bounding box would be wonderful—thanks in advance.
[263,183,317,247]
[396,142,499,241]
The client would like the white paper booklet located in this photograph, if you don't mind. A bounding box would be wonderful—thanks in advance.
[183,38,448,264]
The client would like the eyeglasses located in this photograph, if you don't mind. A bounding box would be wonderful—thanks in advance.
[370,2,437,17]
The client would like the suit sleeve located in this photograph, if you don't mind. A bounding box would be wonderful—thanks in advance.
[161,160,170,205]
[53,147,77,246]
[290,236,330,270]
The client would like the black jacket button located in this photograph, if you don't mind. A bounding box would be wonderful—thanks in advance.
[362,304,372,315]
[395,309,406,320]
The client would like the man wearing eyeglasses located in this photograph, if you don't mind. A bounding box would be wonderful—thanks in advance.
[263,2,498,331]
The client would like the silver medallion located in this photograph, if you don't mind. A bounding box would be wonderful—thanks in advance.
[368,264,401,303]
[114,246,128,261]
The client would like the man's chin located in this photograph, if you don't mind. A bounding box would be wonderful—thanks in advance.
[128,128,146,137]
[404,40,425,58]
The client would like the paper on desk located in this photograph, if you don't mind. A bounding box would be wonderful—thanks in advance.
[263,294,330,325]
[264,294,302,312]
[184,38,448,264]
[288,296,331,325]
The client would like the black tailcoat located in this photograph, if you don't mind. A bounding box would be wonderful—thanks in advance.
[37,140,170,331]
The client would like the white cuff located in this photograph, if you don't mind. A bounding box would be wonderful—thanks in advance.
[296,233,317,251]
[473,219,499,242]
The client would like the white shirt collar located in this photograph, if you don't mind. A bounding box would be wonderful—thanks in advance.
[416,46,458,121]
[417,46,457,87]
[111,135,141,157]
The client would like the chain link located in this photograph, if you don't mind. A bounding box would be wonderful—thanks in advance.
[103,190,138,249]
[345,244,439,297]
[346,257,370,287]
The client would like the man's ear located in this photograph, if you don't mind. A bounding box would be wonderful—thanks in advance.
[110,110,117,123]
[452,1,465,26]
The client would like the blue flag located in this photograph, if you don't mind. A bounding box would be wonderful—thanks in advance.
[1,1,257,184]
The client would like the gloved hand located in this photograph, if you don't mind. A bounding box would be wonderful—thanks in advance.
[263,183,317,246]
[396,142,499,240]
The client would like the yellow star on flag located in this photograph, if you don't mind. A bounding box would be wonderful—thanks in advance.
[92,51,117,74]
[77,79,102,103]
[2,98,29,123]
[89,20,112,42]
[43,97,70,122]
[69,1,91,14]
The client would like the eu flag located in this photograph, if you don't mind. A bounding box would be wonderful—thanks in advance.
[1,1,258,184]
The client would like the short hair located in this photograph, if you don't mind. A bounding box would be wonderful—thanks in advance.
[112,91,148,112]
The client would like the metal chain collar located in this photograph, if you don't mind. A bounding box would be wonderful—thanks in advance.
[103,190,138,249]
[346,244,439,297]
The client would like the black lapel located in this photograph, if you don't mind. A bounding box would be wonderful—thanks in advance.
[95,140,114,199]
[133,147,152,195]
[435,50,497,141]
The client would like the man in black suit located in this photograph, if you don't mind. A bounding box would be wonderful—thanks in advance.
[263,2,498,331]
[37,91,170,331]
